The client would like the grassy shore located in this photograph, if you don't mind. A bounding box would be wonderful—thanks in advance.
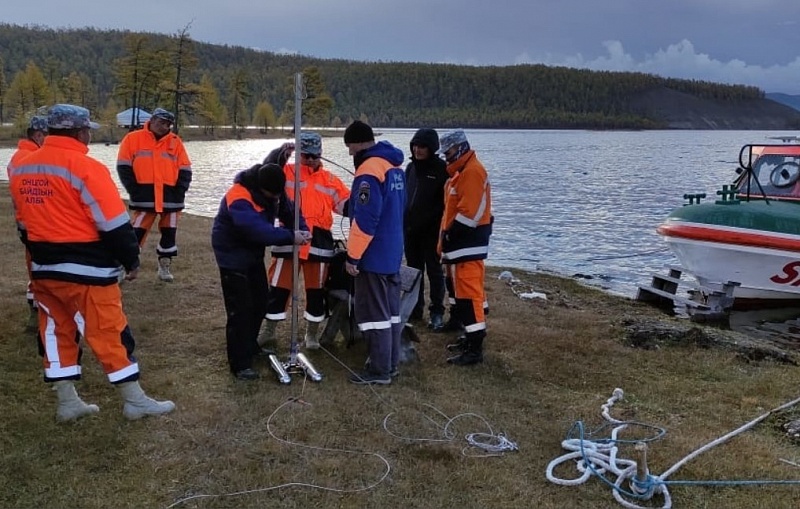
[2,184,800,509]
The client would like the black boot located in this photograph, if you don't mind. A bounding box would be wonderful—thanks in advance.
[447,334,484,365]
[446,334,467,353]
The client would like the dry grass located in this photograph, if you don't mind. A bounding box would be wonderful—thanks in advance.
[2,183,800,509]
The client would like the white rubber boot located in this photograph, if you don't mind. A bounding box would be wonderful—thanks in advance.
[257,319,278,347]
[53,380,100,422]
[118,381,175,420]
[157,257,174,282]
[304,321,321,350]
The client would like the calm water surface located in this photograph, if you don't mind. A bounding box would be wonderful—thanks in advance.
[1,129,784,299]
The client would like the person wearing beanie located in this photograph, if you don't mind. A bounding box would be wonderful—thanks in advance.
[436,130,493,366]
[403,128,449,330]
[343,120,375,145]
[343,121,406,385]
[9,104,175,422]
[7,115,49,331]
[260,132,351,351]
[116,107,192,282]
[211,162,311,380]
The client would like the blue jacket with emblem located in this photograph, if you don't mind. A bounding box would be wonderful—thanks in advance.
[347,141,406,275]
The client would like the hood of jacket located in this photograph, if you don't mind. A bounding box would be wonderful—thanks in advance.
[409,128,440,156]
[233,164,276,210]
[355,140,405,169]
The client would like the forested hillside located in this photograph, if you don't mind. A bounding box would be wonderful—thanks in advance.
[2,24,799,130]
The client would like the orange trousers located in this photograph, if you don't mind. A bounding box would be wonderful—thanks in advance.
[266,257,328,321]
[445,260,487,333]
[32,279,139,383]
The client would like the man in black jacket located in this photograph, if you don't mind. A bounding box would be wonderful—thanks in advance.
[404,128,449,330]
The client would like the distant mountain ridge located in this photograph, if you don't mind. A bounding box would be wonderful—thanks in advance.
[767,93,800,112]
[1,23,800,130]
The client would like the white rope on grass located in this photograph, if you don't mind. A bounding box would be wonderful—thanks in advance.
[546,388,800,509]
[382,404,519,457]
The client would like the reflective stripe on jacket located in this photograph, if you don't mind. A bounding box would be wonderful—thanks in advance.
[116,121,192,212]
[10,136,140,285]
[439,150,493,264]
[271,163,350,261]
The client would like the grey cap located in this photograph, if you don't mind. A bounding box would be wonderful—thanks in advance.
[28,115,48,132]
[47,104,100,130]
[438,129,468,155]
[152,108,175,123]
[300,132,322,156]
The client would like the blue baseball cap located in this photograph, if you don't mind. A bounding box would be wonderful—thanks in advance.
[28,116,48,132]
[47,104,100,130]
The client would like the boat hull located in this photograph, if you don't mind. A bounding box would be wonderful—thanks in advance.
[656,143,800,307]
[662,233,800,305]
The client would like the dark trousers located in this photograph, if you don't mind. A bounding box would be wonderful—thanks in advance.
[404,232,445,318]
[354,271,402,375]
[219,265,269,373]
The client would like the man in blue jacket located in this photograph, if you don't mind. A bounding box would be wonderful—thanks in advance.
[343,121,406,385]
[212,163,310,380]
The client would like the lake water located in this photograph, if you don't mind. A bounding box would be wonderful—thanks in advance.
[0,129,783,299]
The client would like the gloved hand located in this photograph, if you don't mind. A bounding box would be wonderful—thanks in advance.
[293,230,311,245]
[263,142,295,166]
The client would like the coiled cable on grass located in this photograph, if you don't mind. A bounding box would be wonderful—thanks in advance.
[546,388,800,509]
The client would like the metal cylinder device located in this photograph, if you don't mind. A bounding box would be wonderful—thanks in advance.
[296,352,323,382]
[268,354,291,384]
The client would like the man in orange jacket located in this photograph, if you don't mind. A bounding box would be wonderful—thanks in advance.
[9,104,175,422]
[6,115,48,329]
[116,108,192,282]
[259,132,350,350]
[437,130,493,366]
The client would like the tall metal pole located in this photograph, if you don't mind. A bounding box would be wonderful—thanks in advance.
[290,73,303,364]
[267,72,322,384]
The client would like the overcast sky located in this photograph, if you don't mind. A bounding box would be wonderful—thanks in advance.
[6,0,800,94]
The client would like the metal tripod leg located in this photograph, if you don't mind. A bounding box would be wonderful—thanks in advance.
[296,352,323,382]
[267,351,323,384]
[268,354,291,384]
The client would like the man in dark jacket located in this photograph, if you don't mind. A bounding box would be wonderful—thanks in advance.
[404,128,449,330]
[211,163,310,380]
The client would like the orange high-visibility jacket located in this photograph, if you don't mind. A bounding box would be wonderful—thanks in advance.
[439,150,493,264]
[271,163,350,261]
[10,136,141,285]
[116,122,192,213]
[6,138,39,179]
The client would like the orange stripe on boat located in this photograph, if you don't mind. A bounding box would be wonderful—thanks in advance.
[658,223,800,252]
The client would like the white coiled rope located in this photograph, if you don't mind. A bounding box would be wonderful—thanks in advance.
[546,388,800,509]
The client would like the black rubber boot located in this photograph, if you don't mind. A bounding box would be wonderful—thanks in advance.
[447,334,484,365]
[446,334,467,353]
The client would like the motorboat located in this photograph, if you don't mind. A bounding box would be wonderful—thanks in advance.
[657,137,800,308]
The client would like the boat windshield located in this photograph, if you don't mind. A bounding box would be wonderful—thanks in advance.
[737,146,800,199]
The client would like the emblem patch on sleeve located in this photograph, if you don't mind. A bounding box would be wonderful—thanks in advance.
[358,181,370,205]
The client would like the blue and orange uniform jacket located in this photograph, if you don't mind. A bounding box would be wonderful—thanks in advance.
[212,165,308,271]
[347,141,406,274]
